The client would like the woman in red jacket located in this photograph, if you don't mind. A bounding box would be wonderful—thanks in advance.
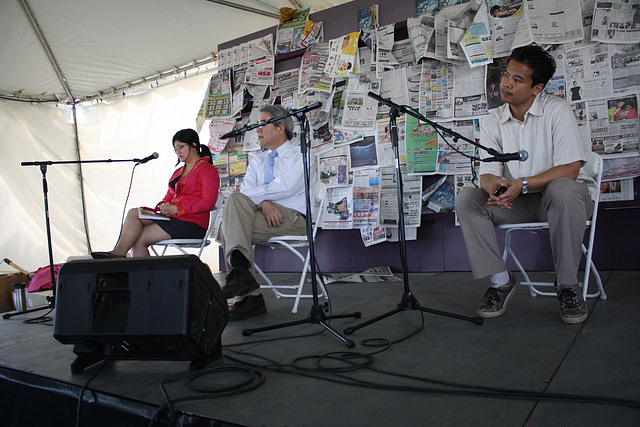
[92,128,220,258]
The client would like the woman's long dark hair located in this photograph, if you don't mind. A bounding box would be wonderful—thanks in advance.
[172,128,213,165]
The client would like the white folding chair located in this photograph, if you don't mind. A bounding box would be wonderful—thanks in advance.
[498,152,607,301]
[254,182,328,314]
[150,191,225,257]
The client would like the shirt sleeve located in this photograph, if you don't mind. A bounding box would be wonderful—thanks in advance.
[241,148,305,206]
[549,102,586,167]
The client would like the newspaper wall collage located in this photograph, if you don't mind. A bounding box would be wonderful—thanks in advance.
[200,0,640,247]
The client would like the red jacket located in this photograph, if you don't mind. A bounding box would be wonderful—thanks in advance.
[156,157,220,230]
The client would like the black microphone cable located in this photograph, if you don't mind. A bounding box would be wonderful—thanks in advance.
[75,344,113,427]
[113,163,140,247]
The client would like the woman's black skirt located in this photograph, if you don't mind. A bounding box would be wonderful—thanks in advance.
[156,217,206,239]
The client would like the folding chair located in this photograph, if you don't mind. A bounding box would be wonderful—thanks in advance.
[498,151,607,300]
[254,182,328,314]
[150,191,225,257]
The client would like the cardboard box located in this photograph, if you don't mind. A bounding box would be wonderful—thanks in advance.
[0,272,30,313]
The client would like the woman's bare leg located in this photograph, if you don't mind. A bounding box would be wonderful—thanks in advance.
[109,208,157,256]
[131,223,171,257]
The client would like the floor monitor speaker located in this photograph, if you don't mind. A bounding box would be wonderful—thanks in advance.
[53,255,228,373]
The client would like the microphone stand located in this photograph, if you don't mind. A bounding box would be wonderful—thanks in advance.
[240,106,361,348]
[3,157,150,320]
[344,96,484,336]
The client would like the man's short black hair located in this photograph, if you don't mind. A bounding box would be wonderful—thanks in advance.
[508,44,556,87]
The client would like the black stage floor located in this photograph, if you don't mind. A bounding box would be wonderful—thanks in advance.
[1,269,639,426]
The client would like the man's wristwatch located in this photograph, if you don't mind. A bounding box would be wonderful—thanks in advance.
[520,177,529,194]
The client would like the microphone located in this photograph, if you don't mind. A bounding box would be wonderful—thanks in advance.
[483,150,529,162]
[135,152,159,164]
[290,101,323,115]
[367,92,408,113]
[221,126,247,139]
[220,102,322,139]
[367,91,388,104]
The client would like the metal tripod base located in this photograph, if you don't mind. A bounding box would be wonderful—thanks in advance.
[2,297,54,320]
[243,305,362,348]
[344,291,482,335]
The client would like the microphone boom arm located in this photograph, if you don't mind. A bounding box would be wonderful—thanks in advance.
[220,102,323,140]
[367,92,504,158]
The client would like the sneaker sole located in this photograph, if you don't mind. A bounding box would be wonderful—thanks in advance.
[561,312,588,324]
[476,279,519,318]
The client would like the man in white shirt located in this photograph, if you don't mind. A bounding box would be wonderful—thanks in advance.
[456,45,595,324]
[220,105,308,320]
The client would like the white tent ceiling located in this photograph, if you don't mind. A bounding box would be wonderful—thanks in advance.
[1,0,352,103]
[1,0,354,273]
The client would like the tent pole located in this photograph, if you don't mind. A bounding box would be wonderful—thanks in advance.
[71,104,93,253]
[20,0,75,103]
[204,0,280,19]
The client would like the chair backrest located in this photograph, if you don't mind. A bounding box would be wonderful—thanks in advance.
[582,152,603,249]
[583,151,603,206]
[203,190,225,242]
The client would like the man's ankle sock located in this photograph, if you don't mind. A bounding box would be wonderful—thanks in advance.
[490,270,511,288]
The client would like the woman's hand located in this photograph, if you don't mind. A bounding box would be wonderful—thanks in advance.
[158,203,178,216]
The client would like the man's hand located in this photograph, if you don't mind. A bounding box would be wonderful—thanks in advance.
[260,201,284,228]
[481,174,522,210]
[487,178,522,209]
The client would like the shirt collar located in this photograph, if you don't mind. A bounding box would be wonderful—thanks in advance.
[191,156,208,169]
[498,93,544,124]
[269,140,291,157]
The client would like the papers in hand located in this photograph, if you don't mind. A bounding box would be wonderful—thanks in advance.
[138,207,169,220]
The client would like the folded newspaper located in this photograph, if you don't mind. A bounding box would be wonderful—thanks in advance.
[426,177,455,213]
[320,266,401,284]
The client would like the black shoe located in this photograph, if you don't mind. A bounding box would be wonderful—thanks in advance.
[557,285,587,324]
[476,272,519,318]
[228,295,266,320]
[222,267,260,298]
[91,251,126,259]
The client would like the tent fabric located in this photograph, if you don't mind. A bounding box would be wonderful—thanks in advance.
[0,0,352,271]
[1,71,216,271]
[0,100,86,271]
[1,0,349,102]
